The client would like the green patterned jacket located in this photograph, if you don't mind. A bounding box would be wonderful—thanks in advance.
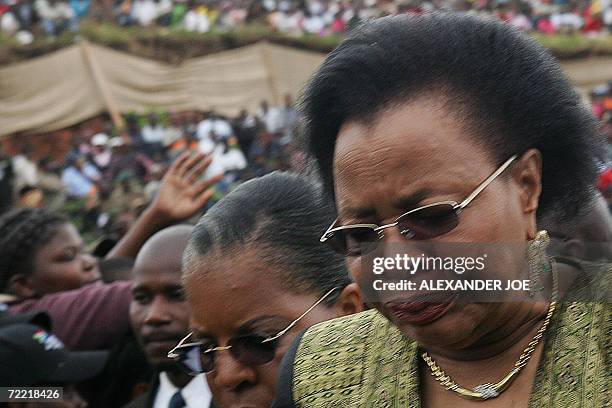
[285,262,611,407]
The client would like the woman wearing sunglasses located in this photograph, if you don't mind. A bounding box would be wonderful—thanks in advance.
[175,172,363,408]
[272,12,609,408]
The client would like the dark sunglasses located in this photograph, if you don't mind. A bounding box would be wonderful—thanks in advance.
[167,287,340,374]
[320,155,517,256]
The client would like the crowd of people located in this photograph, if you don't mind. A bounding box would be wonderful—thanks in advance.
[0,96,302,247]
[1,0,612,43]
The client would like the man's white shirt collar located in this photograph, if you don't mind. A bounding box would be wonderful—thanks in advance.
[153,371,212,408]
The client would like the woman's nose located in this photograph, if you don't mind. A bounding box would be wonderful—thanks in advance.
[81,253,101,280]
[380,226,408,244]
[212,350,258,392]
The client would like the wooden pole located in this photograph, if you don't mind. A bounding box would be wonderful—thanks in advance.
[80,40,125,129]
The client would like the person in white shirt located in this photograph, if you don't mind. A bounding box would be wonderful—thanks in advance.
[141,114,167,144]
[61,157,98,199]
[257,101,283,135]
[204,136,247,181]
[184,7,210,32]
[196,112,233,141]
[132,0,159,26]
[35,0,73,36]
[141,113,168,157]
[127,225,213,408]
[91,133,112,170]
[12,148,39,191]
[302,10,325,34]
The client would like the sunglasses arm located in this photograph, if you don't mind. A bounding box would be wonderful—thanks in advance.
[262,286,340,343]
[167,332,196,358]
[320,219,338,242]
[457,155,517,210]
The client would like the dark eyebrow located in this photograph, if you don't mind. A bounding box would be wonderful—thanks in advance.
[192,328,212,339]
[130,284,147,295]
[237,315,288,333]
[162,284,184,291]
[393,188,435,211]
[341,188,436,221]
[341,206,377,220]
[191,316,288,340]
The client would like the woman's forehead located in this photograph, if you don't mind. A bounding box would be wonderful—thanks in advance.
[42,223,82,249]
[333,100,494,215]
[187,278,314,337]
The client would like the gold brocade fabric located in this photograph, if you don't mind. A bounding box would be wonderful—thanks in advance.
[292,262,611,407]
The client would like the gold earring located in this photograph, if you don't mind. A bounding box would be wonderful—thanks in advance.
[527,230,550,296]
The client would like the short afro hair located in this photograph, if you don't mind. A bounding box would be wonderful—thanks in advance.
[302,12,603,222]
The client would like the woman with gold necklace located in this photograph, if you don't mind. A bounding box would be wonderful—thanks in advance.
[272,12,610,408]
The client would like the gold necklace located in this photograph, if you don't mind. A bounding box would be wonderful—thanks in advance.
[421,260,558,401]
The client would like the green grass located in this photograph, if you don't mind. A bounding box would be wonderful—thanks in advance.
[1,21,611,65]
[533,33,612,57]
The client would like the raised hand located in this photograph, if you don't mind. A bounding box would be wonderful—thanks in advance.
[151,151,224,223]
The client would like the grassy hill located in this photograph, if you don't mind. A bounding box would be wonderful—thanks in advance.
[1,21,612,65]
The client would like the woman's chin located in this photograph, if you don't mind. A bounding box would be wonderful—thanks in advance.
[381,302,486,349]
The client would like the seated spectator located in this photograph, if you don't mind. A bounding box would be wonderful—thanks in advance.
[35,0,74,37]
[62,156,100,199]
[132,0,159,26]
[257,100,283,136]
[184,1,211,32]
[205,137,247,181]
[91,132,112,170]
[302,9,325,34]
[0,5,19,34]
[232,109,258,156]
[141,113,167,157]
[551,7,583,33]
[169,132,199,160]
[536,14,555,34]
[177,172,363,407]
[16,0,34,31]
[1,152,220,350]
[12,146,38,192]
[37,157,67,210]
[196,111,233,142]
[155,0,173,25]
[103,137,152,192]
[69,0,90,30]
[125,113,144,145]
[164,113,184,148]
[278,94,299,142]
[126,225,213,407]
[116,0,133,26]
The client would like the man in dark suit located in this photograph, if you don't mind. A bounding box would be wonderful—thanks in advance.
[125,225,213,408]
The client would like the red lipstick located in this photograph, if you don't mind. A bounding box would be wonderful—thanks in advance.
[387,294,456,326]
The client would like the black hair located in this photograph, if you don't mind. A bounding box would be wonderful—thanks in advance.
[184,172,351,305]
[302,12,603,222]
[0,208,68,290]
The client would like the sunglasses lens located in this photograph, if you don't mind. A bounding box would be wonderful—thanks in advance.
[327,227,379,256]
[200,349,215,373]
[397,204,459,239]
[230,335,277,366]
[173,345,207,375]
